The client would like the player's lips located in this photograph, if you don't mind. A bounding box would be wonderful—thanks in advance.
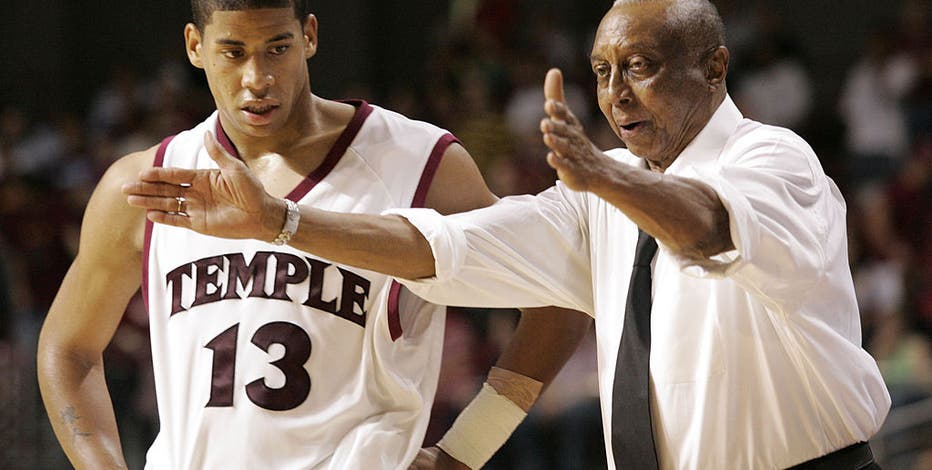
[240,101,280,125]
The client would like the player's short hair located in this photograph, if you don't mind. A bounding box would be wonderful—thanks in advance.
[191,0,309,30]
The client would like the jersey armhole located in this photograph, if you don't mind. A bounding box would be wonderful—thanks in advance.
[387,132,458,340]
[141,135,176,313]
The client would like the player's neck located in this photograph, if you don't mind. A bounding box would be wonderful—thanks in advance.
[224,93,352,164]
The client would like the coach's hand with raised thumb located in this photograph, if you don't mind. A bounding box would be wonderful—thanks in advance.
[541,67,610,192]
[122,132,283,242]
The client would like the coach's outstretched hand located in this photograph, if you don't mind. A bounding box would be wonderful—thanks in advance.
[540,68,611,192]
[408,446,469,470]
[122,132,283,242]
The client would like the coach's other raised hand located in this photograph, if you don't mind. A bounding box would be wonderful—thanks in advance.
[540,68,610,192]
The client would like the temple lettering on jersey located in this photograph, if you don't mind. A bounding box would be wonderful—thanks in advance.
[165,251,371,327]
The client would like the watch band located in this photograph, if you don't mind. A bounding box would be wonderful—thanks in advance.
[273,198,300,245]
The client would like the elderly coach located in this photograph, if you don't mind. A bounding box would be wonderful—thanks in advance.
[124,0,891,468]
[392,1,892,468]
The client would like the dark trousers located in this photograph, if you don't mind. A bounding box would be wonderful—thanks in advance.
[787,442,880,470]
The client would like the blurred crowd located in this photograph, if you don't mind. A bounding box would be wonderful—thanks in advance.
[0,1,929,468]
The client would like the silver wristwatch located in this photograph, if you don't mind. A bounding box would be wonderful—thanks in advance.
[273,199,300,246]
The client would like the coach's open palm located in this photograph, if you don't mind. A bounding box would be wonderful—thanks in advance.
[122,132,281,242]
[540,68,611,192]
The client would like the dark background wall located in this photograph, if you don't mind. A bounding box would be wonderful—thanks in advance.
[0,0,906,119]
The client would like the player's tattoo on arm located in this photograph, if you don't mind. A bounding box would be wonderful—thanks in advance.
[59,406,93,444]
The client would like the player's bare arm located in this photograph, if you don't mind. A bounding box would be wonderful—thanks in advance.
[540,68,733,260]
[38,147,155,469]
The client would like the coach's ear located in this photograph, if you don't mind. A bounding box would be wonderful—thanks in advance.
[185,23,205,69]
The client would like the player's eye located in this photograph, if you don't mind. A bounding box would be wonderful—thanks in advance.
[270,45,289,55]
[222,49,244,59]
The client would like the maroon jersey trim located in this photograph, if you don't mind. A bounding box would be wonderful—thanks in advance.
[387,132,459,341]
[287,100,373,202]
[143,135,176,313]
[213,101,374,203]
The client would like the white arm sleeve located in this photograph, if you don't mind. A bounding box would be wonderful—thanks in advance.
[384,184,595,315]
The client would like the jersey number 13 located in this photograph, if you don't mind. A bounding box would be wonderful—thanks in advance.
[204,321,311,411]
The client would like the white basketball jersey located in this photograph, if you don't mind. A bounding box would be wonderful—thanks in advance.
[143,102,454,470]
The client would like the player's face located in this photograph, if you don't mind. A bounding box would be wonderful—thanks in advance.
[185,8,317,138]
[590,2,715,169]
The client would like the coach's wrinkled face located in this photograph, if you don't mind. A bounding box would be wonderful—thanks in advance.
[590,1,726,170]
[184,8,317,139]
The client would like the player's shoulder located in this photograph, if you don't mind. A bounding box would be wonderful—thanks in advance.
[103,143,161,186]
[359,103,449,142]
[78,143,161,256]
[349,102,457,178]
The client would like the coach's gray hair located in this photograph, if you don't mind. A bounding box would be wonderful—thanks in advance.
[611,0,726,58]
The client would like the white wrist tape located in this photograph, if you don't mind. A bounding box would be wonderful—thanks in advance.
[437,383,528,469]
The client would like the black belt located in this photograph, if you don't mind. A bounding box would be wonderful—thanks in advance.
[787,442,877,470]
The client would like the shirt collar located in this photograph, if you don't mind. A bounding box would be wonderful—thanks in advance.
[666,94,742,174]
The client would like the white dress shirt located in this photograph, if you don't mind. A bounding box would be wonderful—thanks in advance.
[387,96,890,469]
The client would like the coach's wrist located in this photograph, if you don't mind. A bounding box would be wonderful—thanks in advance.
[260,195,288,243]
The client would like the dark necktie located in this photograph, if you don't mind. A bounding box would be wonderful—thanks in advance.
[611,229,659,469]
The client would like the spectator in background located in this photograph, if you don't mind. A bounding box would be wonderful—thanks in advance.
[838,26,920,190]
[732,30,813,129]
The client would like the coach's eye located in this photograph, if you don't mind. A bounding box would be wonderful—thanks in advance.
[593,64,610,78]
[626,56,651,74]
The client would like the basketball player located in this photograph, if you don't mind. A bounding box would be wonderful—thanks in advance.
[37,2,591,469]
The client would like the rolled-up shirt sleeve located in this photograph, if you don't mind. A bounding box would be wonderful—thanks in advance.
[383,184,595,315]
[677,129,842,302]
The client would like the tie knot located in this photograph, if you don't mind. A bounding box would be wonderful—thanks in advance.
[633,229,658,267]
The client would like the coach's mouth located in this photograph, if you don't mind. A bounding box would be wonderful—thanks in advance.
[617,120,648,139]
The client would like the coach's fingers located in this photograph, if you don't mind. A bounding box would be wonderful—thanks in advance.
[540,115,578,137]
[205,131,246,171]
[544,68,565,104]
[146,209,194,229]
[121,180,186,198]
[126,194,188,213]
[135,166,200,186]
[545,99,582,129]
[542,130,573,155]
